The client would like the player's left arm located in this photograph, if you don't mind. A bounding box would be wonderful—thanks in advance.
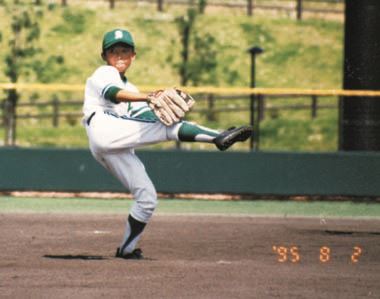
[105,87,150,103]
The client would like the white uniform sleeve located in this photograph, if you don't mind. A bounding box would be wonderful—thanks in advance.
[83,65,147,118]
[90,65,124,97]
[83,66,124,118]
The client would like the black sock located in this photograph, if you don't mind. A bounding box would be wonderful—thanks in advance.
[120,215,146,254]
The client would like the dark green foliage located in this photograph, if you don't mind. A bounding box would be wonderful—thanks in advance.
[198,0,207,14]
[2,2,44,145]
[28,55,69,83]
[2,3,72,84]
[5,3,42,82]
[186,33,218,86]
[175,8,197,86]
[173,8,219,86]
[1,2,71,145]
[47,2,57,11]
[240,22,275,45]
[264,43,302,65]
[221,65,241,85]
[52,9,93,34]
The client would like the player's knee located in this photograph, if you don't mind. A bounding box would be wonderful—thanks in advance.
[132,185,158,221]
[142,185,158,211]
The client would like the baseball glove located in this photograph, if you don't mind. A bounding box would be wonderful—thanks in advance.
[148,88,195,126]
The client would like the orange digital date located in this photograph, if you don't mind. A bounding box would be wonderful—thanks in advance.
[272,246,300,263]
[272,245,362,263]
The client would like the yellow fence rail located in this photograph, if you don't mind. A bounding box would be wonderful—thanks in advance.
[1,83,379,149]
[1,83,380,97]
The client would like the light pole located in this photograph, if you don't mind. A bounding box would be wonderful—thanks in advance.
[247,45,263,150]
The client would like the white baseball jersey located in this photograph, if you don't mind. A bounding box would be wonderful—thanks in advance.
[83,65,150,120]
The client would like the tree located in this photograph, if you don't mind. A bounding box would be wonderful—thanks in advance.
[174,8,197,86]
[173,7,218,87]
[169,7,219,122]
[198,0,207,14]
[2,2,43,145]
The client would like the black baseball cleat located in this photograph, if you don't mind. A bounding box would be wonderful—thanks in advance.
[115,247,144,260]
[213,126,253,151]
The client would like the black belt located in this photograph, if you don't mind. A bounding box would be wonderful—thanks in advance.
[86,112,96,126]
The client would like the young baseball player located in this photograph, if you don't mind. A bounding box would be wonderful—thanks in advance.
[83,29,253,259]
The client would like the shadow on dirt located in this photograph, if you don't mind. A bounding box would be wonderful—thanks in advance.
[324,230,380,236]
[43,255,107,260]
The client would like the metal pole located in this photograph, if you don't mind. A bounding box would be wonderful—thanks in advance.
[296,0,302,20]
[52,98,59,127]
[249,53,256,150]
[3,99,10,146]
[338,96,343,150]
[207,93,216,121]
[258,94,265,121]
[4,90,17,146]
[341,0,380,150]
[256,95,264,150]
[248,46,263,151]
[158,0,163,12]
[247,0,253,16]
[311,95,317,119]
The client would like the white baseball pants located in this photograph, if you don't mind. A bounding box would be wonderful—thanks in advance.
[85,110,181,223]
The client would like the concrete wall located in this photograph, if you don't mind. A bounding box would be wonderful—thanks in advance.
[0,148,379,197]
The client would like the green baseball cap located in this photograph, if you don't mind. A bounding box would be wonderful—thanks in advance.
[102,29,135,51]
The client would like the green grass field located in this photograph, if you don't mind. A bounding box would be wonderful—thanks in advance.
[1,196,379,218]
[0,2,343,151]
[0,3,344,88]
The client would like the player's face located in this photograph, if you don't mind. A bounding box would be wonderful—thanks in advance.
[103,44,136,74]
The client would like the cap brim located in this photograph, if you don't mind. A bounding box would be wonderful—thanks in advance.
[103,40,134,50]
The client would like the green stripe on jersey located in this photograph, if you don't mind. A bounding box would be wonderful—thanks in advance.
[133,110,158,121]
[104,86,122,103]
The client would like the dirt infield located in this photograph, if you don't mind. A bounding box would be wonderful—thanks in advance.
[0,213,379,299]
